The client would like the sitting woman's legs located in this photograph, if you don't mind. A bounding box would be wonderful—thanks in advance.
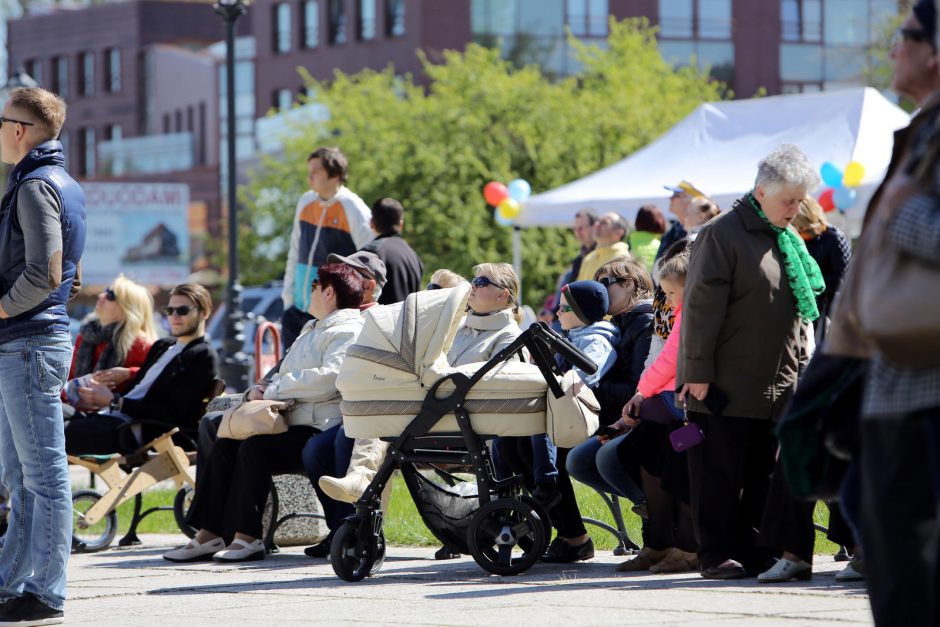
[64,413,127,455]
[566,437,610,495]
[595,432,644,503]
[186,436,245,539]
[303,425,356,531]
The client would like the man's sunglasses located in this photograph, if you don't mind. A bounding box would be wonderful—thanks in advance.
[104,287,117,302]
[0,117,35,130]
[598,276,626,288]
[894,27,935,48]
[471,276,504,290]
[163,305,196,317]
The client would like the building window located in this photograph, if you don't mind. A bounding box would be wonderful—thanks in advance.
[175,110,183,133]
[52,56,69,97]
[105,48,121,93]
[59,131,69,162]
[781,0,822,42]
[274,3,292,53]
[329,0,347,44]
[386,0,405,37]
[302,0,320,48]
[78,127,95,177]
[198,102,207,165]
[105,124,122,141]
[471,0,515,37]
[659,0,731,40]
[78,52,95,97]
[274,88,293,110]
[567,0,608,37]
[24,59,42,87]
[358,0,376,40]
[163,113,171,134]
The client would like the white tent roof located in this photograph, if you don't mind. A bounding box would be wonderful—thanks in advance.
[519,87,910,235]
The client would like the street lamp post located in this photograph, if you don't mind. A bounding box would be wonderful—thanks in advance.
[214,0,250,390]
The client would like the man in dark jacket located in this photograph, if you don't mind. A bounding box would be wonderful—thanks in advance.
[361,197,423,304]
[66,283,219,454]
[0,87,85,624]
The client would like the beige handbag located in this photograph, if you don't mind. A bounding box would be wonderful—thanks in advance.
[217,399,293,440]
[545,369,600,448]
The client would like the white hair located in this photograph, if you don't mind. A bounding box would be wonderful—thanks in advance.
[754,144,821,193]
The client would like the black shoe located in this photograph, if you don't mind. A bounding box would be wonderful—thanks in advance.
[530,483,562,510]
[0,592,63,625]
[304,532,334,558]
[434,545,461,560]
[540,536,594,564]
[700,559,748,580]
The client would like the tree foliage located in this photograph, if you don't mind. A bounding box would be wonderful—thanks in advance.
[239,18,727,306]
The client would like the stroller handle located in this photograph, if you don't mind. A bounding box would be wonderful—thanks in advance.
[533,322,598,375]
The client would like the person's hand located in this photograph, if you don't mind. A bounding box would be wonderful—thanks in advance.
[598,418,630,444]
[247,385,266,401]
[94,367,132,389]
[623,393,644,421]
[77,380,114,410]
[679,382,710,402]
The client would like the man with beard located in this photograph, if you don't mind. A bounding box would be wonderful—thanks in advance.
[64,283,219,454]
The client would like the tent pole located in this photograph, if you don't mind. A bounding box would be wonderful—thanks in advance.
[512,226,522,304]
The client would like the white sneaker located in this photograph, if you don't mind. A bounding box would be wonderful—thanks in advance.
[757,557,812,582]
[214,538,265,563]
[835,559,865,582]
[163,537,225,563]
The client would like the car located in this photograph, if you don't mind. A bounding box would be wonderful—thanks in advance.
[206,282,284,375]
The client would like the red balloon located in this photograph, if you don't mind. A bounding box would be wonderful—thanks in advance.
[483,181,508,207]
[819,188,836,212]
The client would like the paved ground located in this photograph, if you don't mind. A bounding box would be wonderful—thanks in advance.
[63,535,872,626]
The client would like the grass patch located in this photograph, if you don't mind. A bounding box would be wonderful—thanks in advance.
[80,476,846,555]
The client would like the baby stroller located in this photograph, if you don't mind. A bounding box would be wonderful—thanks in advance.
[333,283,598,581]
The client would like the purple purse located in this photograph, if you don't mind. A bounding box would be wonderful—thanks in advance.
[669,399,704,452]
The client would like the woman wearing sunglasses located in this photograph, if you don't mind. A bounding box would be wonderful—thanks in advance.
[64,275,158,409]
[446,263,524,366]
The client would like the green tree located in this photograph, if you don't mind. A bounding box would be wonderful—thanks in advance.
[239,18,727,306]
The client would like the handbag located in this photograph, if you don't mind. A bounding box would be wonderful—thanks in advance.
[217,399,293,440]
[546,369,600,448]
[669,399,704,452]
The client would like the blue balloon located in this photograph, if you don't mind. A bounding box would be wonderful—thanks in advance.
[833,185,857,210]
[495,211,513,227]
[507,178,532,202]
[820,162,843,188]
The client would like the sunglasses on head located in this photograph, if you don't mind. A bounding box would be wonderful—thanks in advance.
[598,276,625,288]
[471,276,504,290]
[104,287,117,302]
[163,305,195,317]
[426,282,442,291]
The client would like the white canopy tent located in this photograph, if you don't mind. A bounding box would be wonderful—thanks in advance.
[518,87,911,237]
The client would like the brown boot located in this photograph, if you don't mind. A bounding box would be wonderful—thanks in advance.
[649,548,699,573]
[615,546,669,572]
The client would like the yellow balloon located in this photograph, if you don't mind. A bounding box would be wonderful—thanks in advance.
[497,198,521,219]
[843,161,865,187]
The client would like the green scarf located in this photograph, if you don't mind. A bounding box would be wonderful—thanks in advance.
[746,192,825,322]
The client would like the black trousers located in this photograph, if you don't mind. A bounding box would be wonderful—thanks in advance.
[496,438,587,538]
[687,411,776,571]
[757,455,815,564]
[66,412,195,455]
[636,422,696,553]
[196,412,223,488]
[186,425,315,540]
[862,412,940,627]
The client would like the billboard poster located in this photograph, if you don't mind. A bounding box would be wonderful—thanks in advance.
[82,183,191,287]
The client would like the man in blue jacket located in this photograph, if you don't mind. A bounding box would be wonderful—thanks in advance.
[0,87,85,625]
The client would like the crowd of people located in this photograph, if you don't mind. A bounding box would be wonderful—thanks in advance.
[1,1,940,624]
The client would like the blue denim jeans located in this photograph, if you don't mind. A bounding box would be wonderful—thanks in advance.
[566,432,644,504]
[0,331,72,610]
[302,425,355,531]
[530,433,558,485]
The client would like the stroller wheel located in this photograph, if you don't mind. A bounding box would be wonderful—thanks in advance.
[330,519,378,582]
[517,495,553,552]
[468,498,548,576]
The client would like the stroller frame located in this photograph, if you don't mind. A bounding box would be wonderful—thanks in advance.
[330,322,597,581]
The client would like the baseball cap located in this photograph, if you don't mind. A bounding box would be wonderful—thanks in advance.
[663,180,705,198]
[327,251,388,288]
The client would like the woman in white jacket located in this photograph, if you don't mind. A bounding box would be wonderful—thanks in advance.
[164,264,366,563]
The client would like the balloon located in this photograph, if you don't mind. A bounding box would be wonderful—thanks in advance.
[497,198,521,220]
[843,161,865,187]
[483,181,508,207]
[507,178,532,202]
[495,211,513,227]
[833,186,857,210]
[820,162,843,188]
[818,188,836,212]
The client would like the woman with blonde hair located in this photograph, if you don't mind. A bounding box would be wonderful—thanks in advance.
[67,275,159,399]
[447,262,525,363]
[792,195,851,327]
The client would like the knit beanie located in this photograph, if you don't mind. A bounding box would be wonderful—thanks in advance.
[914,0,936,45]
[562,280,609,325]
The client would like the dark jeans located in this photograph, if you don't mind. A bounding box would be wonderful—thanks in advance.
[757,455,815,564]
[686,411,776,571]
[281,306,315,353]
[862,412,940,627]
[186,425,315,540]
[302,425,355,531]
[566,433,643,503]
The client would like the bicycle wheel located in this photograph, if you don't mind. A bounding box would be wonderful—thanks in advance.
[72,490,118,552]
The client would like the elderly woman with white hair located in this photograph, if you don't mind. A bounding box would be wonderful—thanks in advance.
[677,144,824,580]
